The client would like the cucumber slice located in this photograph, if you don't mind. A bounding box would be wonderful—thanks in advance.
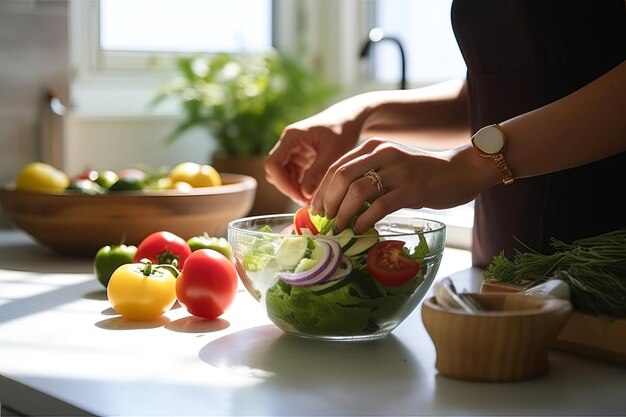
[309,240,326,260]
[293,258,319,273]
[310,273,355,295]
[331,228,355,248]
[275,236,310,270]
[343,227,379,257]
[293,242,326,273]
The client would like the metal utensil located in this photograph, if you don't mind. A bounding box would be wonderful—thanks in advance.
[434,277,481,312]
[523,279,570,299]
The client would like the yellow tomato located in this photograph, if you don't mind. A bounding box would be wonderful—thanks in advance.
[167,162,222,188]
[15,162,70,192]
[193,164,222,187]
[171,181,193,192]
[168,162,201,183]
[106,262,177,321]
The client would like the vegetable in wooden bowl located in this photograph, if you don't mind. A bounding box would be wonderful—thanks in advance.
[0,173,256,257]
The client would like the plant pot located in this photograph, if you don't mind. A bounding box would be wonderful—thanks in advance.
[211,154,297,216]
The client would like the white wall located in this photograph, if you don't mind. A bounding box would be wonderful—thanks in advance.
[0,1,69,227]
[64,115,213,176]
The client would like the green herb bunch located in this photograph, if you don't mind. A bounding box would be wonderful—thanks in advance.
[152,50,338,157]
[484,229,626,318]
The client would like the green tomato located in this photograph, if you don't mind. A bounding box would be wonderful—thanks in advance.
[109,177,144,191]
[66,179,107,195]
[187,233,233,261]
[94,170,119,189]
[94,244,138,288]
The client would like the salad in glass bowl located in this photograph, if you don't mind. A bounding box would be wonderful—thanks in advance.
[227,206,446,341]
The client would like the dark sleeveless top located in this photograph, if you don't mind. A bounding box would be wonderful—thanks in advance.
[451,0,626,267]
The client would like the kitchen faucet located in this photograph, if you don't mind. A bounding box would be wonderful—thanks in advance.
[359,28,407,90]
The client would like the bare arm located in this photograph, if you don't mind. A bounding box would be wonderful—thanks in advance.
[360,79,469,133]
[265,78,470,204]
[465,60,626,190]
[310,60,626,233]
[358,79,470,148]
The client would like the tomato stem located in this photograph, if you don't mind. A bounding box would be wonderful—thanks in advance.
[157,263,181,278]
[141,260,155,277]
[138,258,181,278]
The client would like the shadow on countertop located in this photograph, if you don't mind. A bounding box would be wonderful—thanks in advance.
[0,228,92,273]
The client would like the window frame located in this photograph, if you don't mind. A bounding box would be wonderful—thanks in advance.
[70,0,462,110]
[70,1,371,87]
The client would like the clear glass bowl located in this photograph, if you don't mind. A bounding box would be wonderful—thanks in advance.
[228,213,446,341]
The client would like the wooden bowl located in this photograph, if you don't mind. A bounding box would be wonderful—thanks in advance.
[0,173,256,257]
[421,292,572,382]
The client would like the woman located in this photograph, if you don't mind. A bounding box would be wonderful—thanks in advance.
[265,0,626,267]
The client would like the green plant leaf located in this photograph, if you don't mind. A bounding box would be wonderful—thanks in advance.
[151,49,340,157]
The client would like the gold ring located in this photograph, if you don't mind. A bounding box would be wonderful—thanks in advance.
[364,169,385,195]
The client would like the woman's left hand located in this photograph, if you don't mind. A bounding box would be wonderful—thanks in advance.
[310,137,480,233]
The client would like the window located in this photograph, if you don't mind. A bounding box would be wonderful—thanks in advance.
[73,0,463,86]
[369,0,466,86]
[99,0,272,53]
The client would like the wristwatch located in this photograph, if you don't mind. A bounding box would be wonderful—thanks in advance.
[471,124,514,185]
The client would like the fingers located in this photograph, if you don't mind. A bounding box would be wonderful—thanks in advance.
[265,126,346,206]
[300,127,356,199]
[306,138,476,236]
[299,145,340,199]
[311,138,386,217]
[265,133,311,206]
[329,163,414,232]
[267,121,360,205]
[332,172,386,232]
[350,189,406,234]
[311,138,426,233]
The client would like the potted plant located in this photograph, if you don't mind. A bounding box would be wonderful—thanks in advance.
[152,49,338,215]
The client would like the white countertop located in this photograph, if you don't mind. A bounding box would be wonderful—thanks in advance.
[0,230,624,416]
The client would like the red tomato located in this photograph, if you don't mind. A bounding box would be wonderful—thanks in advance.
[294,207,319,235]
[176,249,238,319]
[74,169,98,182]
[133,231,192,269]
[366,240,420,287]
[117,168,147,181]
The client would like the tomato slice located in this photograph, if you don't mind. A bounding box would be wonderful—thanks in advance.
[366,240,420,287]
[293,207,319,235]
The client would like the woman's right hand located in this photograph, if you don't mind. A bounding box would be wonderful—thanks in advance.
[265,114,359,206]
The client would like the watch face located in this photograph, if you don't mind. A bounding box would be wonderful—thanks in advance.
[473,125,504,155]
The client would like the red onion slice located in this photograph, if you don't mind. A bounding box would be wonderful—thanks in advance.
[325,255,353,282]
[277,238,342,286]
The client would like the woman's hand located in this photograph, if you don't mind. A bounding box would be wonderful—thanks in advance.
[265,80,472,209]
[265,114,358,206]
[310,138,482,234]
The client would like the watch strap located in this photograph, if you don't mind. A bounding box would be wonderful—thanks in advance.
[493,151,514,185]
